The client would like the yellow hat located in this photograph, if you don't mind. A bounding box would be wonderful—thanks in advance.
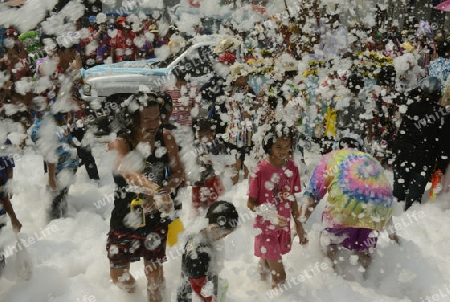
[401,42,414,53]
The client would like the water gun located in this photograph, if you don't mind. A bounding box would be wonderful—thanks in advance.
[430,169,442,200]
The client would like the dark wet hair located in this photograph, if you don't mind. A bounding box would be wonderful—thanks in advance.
[263,122,298,154]
[116,92,162,145]
[206,200,239,229]
[338,134,364,151]
[193,117,216,134]
[158,91,173,120]
[130,92,161,123]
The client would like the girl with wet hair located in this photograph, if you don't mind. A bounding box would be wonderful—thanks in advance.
[107,92,184,302]
[247,122,305,288]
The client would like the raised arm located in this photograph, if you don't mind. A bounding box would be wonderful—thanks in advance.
[162,129,185,193]
[108,138,159,195]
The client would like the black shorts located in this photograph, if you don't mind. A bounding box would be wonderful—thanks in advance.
[106,225,168,269]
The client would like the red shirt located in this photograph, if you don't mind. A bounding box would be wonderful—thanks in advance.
[110,30,137,62]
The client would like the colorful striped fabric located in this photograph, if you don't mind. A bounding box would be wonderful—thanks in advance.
[305,149,393,231]
[164,84,199,127]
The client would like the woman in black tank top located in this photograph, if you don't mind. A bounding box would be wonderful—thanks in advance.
[107,93,184,302]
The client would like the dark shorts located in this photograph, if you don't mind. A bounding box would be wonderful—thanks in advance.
[106,226,168,269]
[322,227,379,253]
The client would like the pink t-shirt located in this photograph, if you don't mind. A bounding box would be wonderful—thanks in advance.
[248,159,301,232]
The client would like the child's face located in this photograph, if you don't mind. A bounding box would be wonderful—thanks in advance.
[209,225,234,241]
[270,136,292,161]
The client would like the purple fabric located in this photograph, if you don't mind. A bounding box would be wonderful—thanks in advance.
[323,227,379,253]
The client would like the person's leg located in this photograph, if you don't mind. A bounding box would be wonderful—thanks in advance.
[405,168,432,211]
[257,258,269,281]
[357,252,372,271]
[142,221,168,302]
[145,261,164,302]
[49,187,69,221]
[0,248,4,277]
[326,245,339,271]
[176,273,192,302]
[242,146,251,180]
[107,231,136,292]
[77,146,100,180]
[254,231,284,285]
[231,158,241,185]
[353,229,379,279]
[266,259,286,288]
[0,226,4,277]
[110,265,136,293]
[392,161,409,203]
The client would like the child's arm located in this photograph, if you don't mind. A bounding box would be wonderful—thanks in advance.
[300,195,318,221]
[247,197,258,212]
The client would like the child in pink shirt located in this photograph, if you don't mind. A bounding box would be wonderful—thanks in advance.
[247,122,306,288]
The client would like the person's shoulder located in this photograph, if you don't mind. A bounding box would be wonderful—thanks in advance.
[256,159,271,171]
[108,137,130,152]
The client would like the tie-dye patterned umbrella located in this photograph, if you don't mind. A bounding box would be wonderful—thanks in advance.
[305,149,394,231]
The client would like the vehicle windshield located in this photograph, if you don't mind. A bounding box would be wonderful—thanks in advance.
[153,41,194,68]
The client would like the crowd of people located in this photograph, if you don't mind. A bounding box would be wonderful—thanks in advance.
[1,1,450,301]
